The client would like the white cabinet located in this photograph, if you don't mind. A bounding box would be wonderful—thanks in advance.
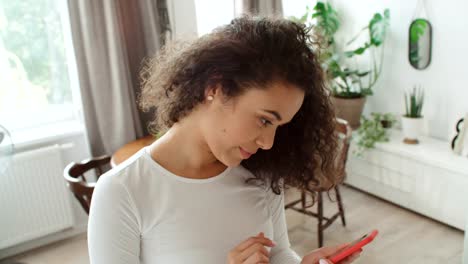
[464,216,468,263]
[345,130,468,230]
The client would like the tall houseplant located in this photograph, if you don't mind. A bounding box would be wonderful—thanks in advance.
[293,2,390,129]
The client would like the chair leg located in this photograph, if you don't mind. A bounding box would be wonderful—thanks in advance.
[335,185,346,227]
[317,191,324,247]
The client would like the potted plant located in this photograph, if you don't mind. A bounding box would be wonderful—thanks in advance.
[402,85,424,144]
[354,112,394,155]
[291,2,390,129]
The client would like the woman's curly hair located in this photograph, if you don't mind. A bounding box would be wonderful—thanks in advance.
[139,16,340,198]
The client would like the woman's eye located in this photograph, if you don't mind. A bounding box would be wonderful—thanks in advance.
[260,118,273,127]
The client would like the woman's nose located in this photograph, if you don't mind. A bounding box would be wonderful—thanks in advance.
[256,129,276,150]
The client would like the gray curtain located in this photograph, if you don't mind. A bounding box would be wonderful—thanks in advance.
[67,0,170,156]
[234,0,283,17]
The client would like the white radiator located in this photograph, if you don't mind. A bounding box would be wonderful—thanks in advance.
[0,144,74,249]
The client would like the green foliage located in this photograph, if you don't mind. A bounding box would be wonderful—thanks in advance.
[354,112,395,155]
[372,112,397,126]
[311,2,340,43]
[290,2,390,99]
[345,9,390,57]
[334,8,390,98]
[288,1,340,76]
[404,85,424,118]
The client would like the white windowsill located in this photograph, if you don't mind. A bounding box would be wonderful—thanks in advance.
[10,121,86,152]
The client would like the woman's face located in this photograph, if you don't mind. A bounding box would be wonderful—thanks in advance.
[200,81,305,167]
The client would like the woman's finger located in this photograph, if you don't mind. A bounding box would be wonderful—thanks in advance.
[243,250,270,264]
[239,242,270,262]
[235,235,275,252]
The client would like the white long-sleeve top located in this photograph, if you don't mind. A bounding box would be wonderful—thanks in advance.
[88,146,302,264]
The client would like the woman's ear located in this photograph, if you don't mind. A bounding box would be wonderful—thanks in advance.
[204,83,222,102]
[204,89,215,102]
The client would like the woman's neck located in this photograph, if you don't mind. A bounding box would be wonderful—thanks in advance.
[149,121,227,179]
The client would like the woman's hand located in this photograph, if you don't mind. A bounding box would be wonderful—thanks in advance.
[227,232,276,264]
[301,243,361,264]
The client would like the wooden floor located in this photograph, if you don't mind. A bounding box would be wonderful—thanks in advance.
[285,185,464,263]
[2,185,464,264]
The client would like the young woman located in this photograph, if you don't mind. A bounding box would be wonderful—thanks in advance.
[88,16,361,264]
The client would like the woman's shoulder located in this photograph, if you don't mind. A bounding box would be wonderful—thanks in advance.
[99,148,145,181]
[95,146,160,198]
[92,148,166,231]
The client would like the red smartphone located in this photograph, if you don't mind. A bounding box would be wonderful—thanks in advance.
[329,230,378,264]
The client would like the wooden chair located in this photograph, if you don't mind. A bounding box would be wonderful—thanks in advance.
[63,156,111,215]
[284,118,352,247]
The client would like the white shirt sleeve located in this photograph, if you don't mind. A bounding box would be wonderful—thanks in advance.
[266,186,302,264]
[88,174,141,264]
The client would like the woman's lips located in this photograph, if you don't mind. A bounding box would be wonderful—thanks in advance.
[239,147,253,159]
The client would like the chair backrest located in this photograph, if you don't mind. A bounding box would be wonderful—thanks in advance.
[63,156,111,214]
[335,118,353,181]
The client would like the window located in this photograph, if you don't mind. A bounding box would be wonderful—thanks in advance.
[0,0,79,134]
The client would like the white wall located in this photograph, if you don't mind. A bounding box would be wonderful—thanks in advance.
[331,0,468,141]
[193,0,235,35]
[169,0,235,37]
[464,218,468,264]
[168,0,198,39]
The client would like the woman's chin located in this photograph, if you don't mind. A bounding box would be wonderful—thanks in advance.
[215,149,246,167]
[223,159,241,167]
[218,155,242,167]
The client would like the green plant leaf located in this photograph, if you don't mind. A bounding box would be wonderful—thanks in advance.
[404,85,424,117]
[344,43,371,57]
[312,1,340,38]
[356,70,371,77]
[369,9,390,46]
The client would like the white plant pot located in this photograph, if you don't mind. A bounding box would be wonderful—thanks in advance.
[401,116,424,144]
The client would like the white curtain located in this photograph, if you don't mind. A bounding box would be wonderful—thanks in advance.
[67,0,170,156]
